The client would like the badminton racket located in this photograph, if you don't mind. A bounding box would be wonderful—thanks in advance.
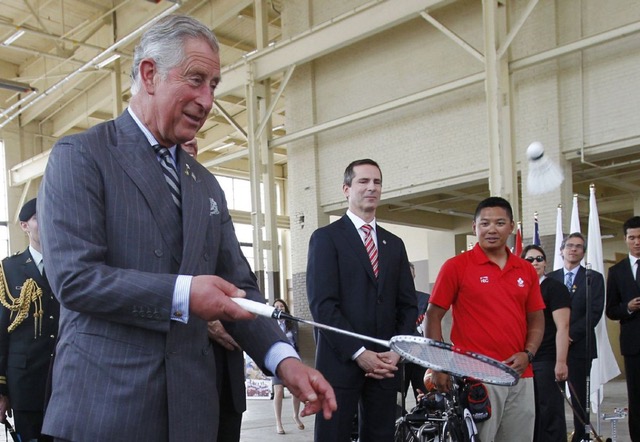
[232,298,519,386]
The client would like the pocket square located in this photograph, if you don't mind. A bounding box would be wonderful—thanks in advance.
[209,198,220,215]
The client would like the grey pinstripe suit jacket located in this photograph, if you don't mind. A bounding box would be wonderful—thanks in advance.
[38,111,286,441]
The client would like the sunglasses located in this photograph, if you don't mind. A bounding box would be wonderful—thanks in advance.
[525,256,545,263]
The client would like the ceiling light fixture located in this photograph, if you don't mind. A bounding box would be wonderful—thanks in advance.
[2,29,25,46]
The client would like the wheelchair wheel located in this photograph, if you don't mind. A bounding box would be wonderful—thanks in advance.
[394,419,418,442]
[441,416,470,442]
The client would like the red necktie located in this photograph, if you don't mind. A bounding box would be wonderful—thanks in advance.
[361,224,378,278]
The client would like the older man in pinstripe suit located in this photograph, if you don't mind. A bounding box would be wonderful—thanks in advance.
[37,15,335,442]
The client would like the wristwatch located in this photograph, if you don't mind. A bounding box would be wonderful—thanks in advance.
[524,349,534,363]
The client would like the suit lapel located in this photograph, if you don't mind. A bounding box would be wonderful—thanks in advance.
[108,112,183,264]
[177,148,210,274]
[340,216,377,283]
[623,257,640,294]
[22,251,40,281]
[376,226,389,291]
[574,266,585,289]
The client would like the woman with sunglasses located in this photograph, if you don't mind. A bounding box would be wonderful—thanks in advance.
[521,245,571,442]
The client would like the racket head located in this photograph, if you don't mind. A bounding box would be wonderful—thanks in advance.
[389,335,519,386]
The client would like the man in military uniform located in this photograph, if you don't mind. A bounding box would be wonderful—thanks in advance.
[0,198,58,441]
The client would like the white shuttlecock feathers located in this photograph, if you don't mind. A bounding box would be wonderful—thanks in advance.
[526,141,564,195]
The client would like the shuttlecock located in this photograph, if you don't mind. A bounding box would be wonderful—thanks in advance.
[526,141,564,195]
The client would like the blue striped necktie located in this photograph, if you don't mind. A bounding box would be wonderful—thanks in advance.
[565,271,574,291]
[153,144,181,210]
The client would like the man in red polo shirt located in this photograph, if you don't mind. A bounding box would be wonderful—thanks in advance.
[426,196,545,442]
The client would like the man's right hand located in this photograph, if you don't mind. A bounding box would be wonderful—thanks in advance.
[431,370,452,393]
[189,275,257,322]
[355,349,398,379]
[0,394,11,423]
[207,320,241,351]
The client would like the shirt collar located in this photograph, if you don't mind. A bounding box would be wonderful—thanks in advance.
[346,209,376,233]
[29,246,43,267]
[629,254,640,266]
[127,107,178,160]
[470,243,519,267]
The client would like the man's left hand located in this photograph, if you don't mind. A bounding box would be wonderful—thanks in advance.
[276,358,337,420]
[502,352,529,376]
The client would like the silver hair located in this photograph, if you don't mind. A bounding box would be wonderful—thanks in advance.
[130,15,219,95]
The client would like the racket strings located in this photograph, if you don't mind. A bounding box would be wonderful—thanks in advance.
[391,338,518,386]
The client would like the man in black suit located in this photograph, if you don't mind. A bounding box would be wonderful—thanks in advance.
[183,139,245,442]
[606,216,640,442]
[0,198,58,441]
[307,158,417,441]
[548,232,605,442]
[401,262,429,402]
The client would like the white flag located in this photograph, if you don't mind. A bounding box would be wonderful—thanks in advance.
[554,205,563,271]
[570,194,581,234]
[586,185,621,410]
[570,194,586,266]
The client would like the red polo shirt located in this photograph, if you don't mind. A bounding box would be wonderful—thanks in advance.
[431,244,545,378]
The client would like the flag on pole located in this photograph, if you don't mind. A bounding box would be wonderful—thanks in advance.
[554,205,563,271]
[515,222,523,256]
[570,194,585,266]
[533,212,540,246]
[570,194,581,234]
[586,184,621,410]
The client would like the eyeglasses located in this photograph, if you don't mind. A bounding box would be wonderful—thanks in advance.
[564,243,584,250]
[525,256,545,263]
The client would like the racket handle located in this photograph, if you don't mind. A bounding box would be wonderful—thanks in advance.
[232,298,279,319]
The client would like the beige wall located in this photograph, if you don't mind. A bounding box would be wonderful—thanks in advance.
[286,0,640,372]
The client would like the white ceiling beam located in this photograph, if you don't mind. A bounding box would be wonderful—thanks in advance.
[9,150,51,186]
[217,0,450,96]
[51,78,113,136]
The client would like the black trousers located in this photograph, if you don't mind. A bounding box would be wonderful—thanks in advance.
[14,410,52,442]
[532,360,567,442]
[624,353,640,442]
[567,355,593,442]
[401,361,427,402]
[315,378,397,442]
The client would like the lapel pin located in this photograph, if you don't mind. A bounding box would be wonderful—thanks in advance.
[185,164,191,176]
[383,240,387,245]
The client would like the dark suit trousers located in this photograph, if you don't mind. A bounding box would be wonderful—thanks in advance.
[314,378,396,442]
[215,346,243,442]
[533,360,567,442]
[567,355,592,442]
[625,354,640,442]
[14,410,52,442]
[401,362,427,402]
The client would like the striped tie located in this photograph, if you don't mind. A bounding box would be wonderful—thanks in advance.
[361,224,378,277]
[153,144,181,210]
[565,272,574,291]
